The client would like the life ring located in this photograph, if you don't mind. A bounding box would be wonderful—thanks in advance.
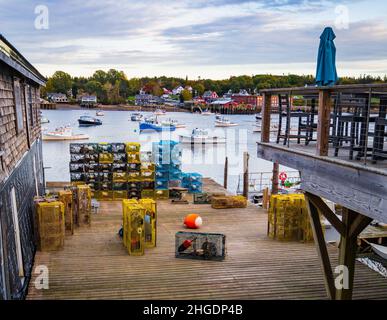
[279,172,288,182]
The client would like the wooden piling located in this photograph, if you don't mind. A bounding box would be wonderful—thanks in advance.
[223,157,228,189]
[272,161,279,195]
[243,152,249,198]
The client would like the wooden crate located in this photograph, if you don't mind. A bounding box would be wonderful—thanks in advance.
[77,185,91,226]
[58,190,74,235]
[35,201,65,251]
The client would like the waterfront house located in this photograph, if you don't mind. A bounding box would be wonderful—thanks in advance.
[0,34,46,300]
[47,92,68,103]
[80,95,97,107]
[203,90,219,103]
[231,91,259,107]
[172,86,184,95]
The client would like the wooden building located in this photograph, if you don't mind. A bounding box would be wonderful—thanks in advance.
[0,34,46,299]
[257,84,387,300]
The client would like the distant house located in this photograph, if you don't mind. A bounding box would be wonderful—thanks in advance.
[210,98,237,110]
[135,94,162,106]
[80,95,97,107]
[203,91,219,103]
[223,89,233,99]
[231,92,259,107]
[172,86,184,95]
[47,92,68,103]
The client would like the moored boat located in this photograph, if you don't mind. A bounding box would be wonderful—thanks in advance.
[201,110,213,116]
[42,126,89,141]
[215,117,238,127]
[78,115,102,126]
[41,116,50,124]
[161,118,186,128]
[140,122,176,132]
[96,111,104,116]
[130,112,144,121]
[179,128,226,144]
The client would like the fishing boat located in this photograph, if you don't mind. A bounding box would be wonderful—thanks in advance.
[215,117,238,127]
[130,112,144,121]
[42,126,89,141]
[41,116,50,124]
[154,109,166,116]
[371,243,387,260]
[179,128,226,144]
[161,118,186,128]
[78,115,102,126]
[96,110,104,116]
[139,118,176,132]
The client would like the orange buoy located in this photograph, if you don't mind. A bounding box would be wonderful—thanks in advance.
[184,214,203,229]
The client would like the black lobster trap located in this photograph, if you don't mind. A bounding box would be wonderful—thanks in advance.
[175,232,226,261]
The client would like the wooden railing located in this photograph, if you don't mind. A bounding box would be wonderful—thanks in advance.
[260,83,387,160]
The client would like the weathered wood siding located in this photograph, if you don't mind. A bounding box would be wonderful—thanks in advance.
[0,61,41,183]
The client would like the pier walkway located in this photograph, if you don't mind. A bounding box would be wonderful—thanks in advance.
[27,179,387,300]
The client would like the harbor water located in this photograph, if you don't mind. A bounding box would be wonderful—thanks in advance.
[41,109,285,194]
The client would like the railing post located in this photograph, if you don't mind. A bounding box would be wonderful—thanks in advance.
[261,93,272,143]
[223,157,228,189]
[243,152,249,198]
[317,89,332,156]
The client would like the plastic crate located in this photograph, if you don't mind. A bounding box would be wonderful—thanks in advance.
[155,180,169,190]
[84,153,99,163]
[69,163,85,173]
[97,172,112,182]
[98,163,113,172]
[139,199,157,248]
[175,232,226,261]
[35,201,65,251]
[141,181,155,190]
[127,163,141,171]
[98,143,113,153]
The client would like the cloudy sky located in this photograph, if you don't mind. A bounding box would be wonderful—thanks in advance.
[1,0,386,79]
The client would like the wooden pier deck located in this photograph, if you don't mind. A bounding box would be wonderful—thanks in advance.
[27,179,387,300]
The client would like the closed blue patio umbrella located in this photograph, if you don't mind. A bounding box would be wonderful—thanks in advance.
[316,27,338,86]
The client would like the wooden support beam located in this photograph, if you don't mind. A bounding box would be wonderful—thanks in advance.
[306,192,345,237]
[305,193,336,300]
[261,93,272,143]
[336,209,358,300]
[316,90,332,156]
[271,161,279,195]
[349,213,373,239]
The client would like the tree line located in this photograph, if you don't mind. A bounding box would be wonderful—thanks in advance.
[41,69,387,105]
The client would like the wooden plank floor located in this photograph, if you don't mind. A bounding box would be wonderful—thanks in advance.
[27,179,387,300]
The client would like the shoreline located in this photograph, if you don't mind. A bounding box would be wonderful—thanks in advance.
[44,103,190,113]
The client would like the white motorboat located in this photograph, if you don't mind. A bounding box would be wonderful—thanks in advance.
[154,109,166,116]
[96,110,104,116]
[215,117,238,127]
[179,128,226,144]
[161,118,186,128]
[42,126,89,141]
[130,112,144,121]
[371,243,387,260]
[41,117,50,124]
